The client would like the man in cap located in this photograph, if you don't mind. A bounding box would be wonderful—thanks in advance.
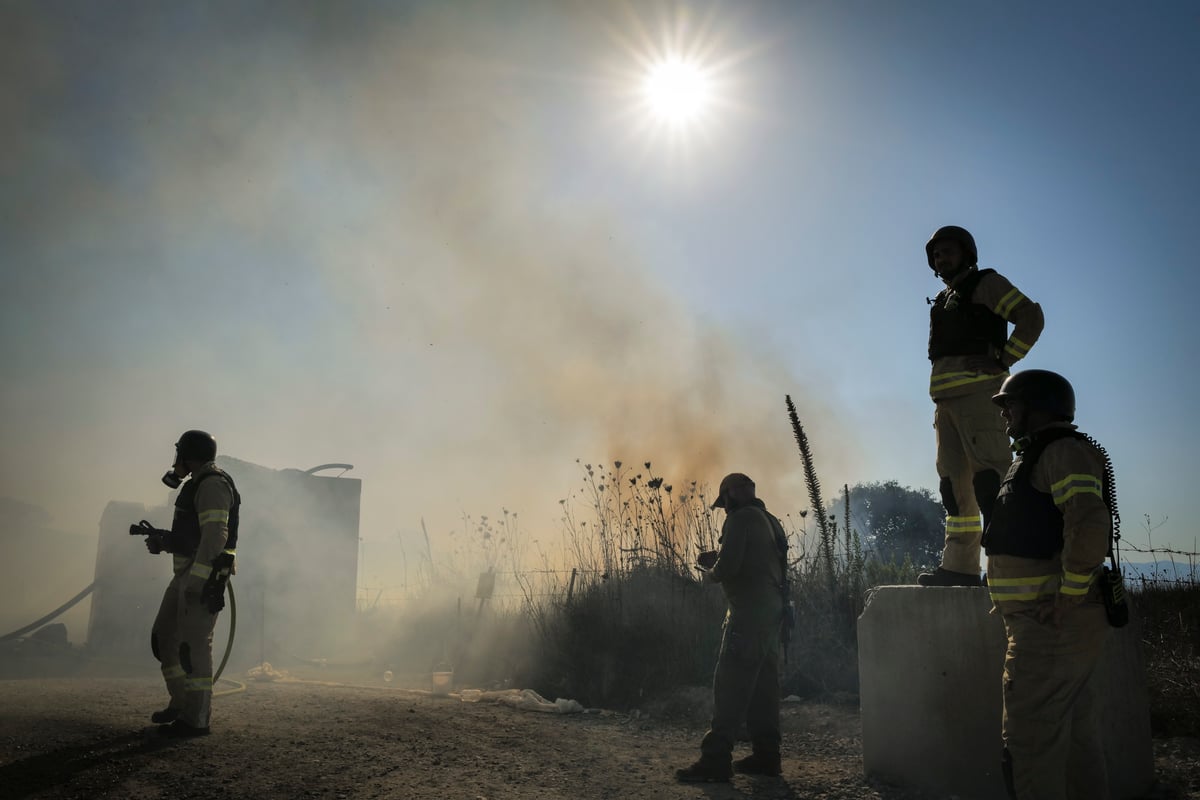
[676,473,790,783]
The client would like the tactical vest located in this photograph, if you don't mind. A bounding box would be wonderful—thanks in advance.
[927,268,1007,360]
[171,467,241,556]
[982,428,1083,559]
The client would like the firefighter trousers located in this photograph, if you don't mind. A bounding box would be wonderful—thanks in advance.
[151,571,220,728]
[699,617,781,763]
[934,390,1012,574]
[1002,602,1111,800]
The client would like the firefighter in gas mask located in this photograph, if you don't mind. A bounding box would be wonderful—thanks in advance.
[921,225,1045,586]
[136,429,240,737]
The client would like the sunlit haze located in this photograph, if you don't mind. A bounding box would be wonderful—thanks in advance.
[2,1,1198,638]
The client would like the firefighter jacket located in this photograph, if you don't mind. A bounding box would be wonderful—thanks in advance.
[928,267,1044,400]
[709,500,785,630]
[983,424,1111,615]
[168,462,240,592]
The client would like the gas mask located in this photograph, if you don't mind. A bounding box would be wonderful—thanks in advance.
[162,450,185,488]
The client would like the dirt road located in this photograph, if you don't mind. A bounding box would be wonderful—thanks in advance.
[1,675,1195,800]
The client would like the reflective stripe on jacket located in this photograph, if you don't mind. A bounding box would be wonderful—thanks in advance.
[928,269,1044,400]
[171,465,241,556]
[171,463,240,582]
[985,424,1110,614]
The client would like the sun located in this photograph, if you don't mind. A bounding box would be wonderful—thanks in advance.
[604,4,753,158]
[641,57,713,127]
[599,3,756,162]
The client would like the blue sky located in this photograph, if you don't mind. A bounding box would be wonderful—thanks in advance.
[2,0,1197,574]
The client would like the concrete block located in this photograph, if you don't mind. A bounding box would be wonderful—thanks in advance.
[857,585,1153,799]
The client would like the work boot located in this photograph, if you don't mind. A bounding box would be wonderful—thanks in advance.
[675,758,732,783]
[733,753,782,776]
[157,720,210,738]
[150,707,181,725]
[917,567,982,587]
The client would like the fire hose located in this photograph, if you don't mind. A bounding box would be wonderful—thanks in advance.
[1,580,240,685]
[0,582,96,643]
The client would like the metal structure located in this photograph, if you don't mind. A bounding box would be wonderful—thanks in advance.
[87,455,361,668]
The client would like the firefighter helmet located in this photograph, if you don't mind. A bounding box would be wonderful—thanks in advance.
[991,370,1075,422]
[925,225,978,269]
[175,430,217,463]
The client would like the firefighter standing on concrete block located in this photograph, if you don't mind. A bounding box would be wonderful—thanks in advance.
[983,371,1114,799]
[676,473,789,783]
[140,429,240,738]
[920,225,1045,587]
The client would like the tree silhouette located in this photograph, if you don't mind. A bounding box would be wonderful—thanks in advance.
[830,481,942,569]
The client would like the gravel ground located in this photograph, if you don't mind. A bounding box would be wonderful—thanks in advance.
[0,673,1196,800]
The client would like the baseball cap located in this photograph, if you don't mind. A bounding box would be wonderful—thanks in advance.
[711,472,755,509]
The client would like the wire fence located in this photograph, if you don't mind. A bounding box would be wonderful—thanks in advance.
[356,544,1199,615]
[1117,541,1199,590]
[354,507,1198,615]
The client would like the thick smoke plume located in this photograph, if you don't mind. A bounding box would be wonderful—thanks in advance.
[1,3,859,630]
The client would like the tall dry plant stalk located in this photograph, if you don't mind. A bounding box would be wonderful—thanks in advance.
[786,394,836,584]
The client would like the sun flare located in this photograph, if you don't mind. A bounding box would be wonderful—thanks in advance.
[604,4,752,159]
[641,57,713,126]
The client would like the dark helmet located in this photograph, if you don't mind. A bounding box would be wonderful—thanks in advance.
[991,370,1075,422]
[925,225,978,269]
[175,430,217,463]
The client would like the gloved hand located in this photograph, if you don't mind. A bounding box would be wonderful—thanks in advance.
[202,585,226,614]
[131,521,171,554]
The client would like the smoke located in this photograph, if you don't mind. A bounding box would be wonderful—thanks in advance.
[0,2,860,627]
